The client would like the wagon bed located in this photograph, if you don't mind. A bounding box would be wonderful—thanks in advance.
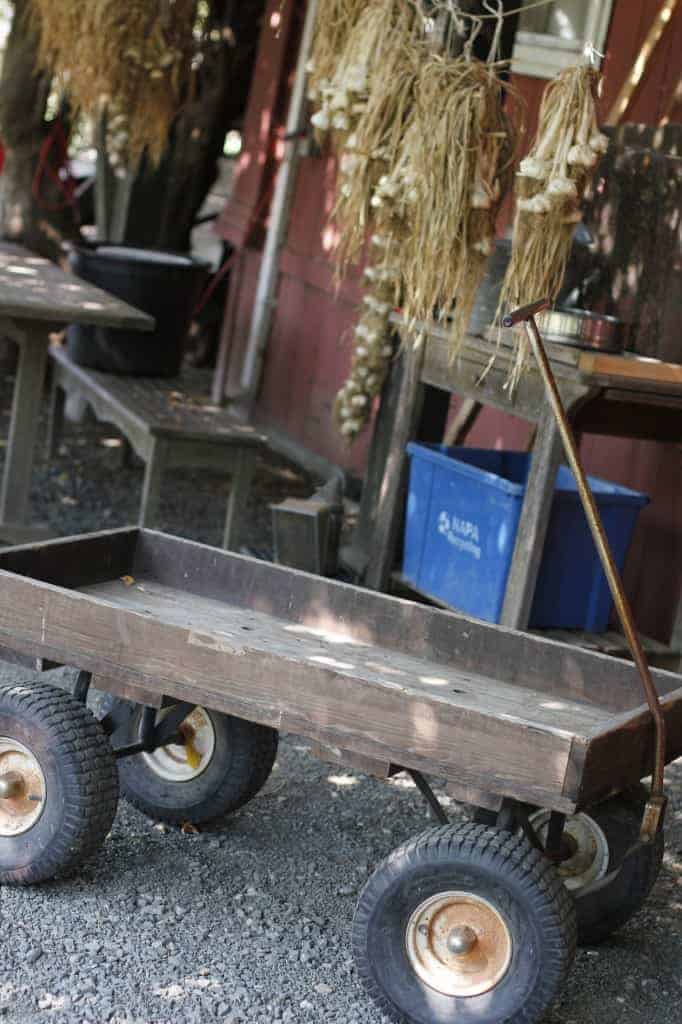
[0,528,680,813]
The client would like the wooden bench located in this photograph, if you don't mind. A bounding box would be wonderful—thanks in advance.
[0,241,154,544]
[47,346,267,549]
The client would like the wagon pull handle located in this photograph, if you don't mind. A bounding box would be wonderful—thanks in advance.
[504,301,668,844]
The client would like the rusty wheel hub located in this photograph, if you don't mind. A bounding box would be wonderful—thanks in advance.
[530,811,609,891]
[0,737,46,837]
[405,891,512,997]
[142,706,215,782]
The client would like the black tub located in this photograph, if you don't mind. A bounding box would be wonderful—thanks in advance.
[67,244,210,376]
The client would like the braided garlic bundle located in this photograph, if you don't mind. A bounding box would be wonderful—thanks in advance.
[309,10,373,140]
[333,257,397,439]
[31,0,200,168]
[329,3,421,269]
[498,64,608,385]
[400,55,516,353]
[333,117,421,441]
[306,0,366,114]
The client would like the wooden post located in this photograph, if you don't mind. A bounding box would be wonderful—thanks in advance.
[364,335,427,591]
[139,438,168,529]
[500,408,563,630]
[0,323,49,530]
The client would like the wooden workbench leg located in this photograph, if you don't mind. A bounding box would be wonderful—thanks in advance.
[0,326,49,527]
[500,409,563,631]
[46,377,65,459]
[365,335,427,591]
[223,448,255,550]
[139,438,166,529]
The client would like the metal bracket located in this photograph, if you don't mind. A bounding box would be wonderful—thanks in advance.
[406,769,449,825]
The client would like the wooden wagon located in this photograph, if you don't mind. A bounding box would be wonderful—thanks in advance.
[0,527,679,1023]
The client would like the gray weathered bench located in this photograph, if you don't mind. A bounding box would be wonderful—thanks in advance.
[47,346,267,549]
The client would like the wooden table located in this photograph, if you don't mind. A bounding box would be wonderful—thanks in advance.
[344,321,682,657]
[48,348,268,549]
[0,242,154,543]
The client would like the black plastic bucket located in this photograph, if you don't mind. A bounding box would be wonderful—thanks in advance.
[66,244,210,376]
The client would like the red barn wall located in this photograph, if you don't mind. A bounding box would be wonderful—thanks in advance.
[219,0,682,641]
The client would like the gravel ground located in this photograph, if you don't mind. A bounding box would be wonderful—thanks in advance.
[0,370,681,1024]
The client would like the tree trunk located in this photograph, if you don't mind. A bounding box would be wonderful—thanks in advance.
[0,0,78,258]
[117,0,266,251]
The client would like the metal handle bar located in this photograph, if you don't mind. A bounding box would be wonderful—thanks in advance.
[505,300,668,842]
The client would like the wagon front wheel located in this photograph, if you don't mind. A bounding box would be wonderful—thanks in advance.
[0,681,118,885]
[101,696,278,827]
[353,823,576,1024]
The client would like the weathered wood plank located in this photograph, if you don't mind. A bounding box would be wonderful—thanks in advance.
[130,530,680,714]
[2,527,680,709]
[0,569,579,810]
[0,242,154,330]
[0,527,138,588]
[49,347,267,447]
[577,691,682,808]
[0,529,681,811]
[578,351,682,386]
[76,577,610,737]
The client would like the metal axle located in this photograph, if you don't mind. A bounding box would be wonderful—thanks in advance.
[503,300,668,841]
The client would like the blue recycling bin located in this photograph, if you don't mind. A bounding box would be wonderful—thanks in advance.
[403,444,649,629]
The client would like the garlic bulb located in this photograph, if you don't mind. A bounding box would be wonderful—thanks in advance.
[568,144,597,168]
[311,110,330,131]
[518,194,551,215]
[546,177,578,199]
[589,132,609,154]
[470,188,491,210]
[518,157,549,180]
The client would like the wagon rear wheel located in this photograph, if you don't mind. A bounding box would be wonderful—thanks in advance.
[0,681,118,885]
[532,786,664,946]
[101,696,278,827]
[353,823,576,1024]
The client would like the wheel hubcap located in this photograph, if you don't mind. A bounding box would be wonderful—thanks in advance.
[529,811,610,891]
[405,891,512,997]
[0,738,46,836]
[141,707,216,782]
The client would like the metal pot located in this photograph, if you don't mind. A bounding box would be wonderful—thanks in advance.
[537,307,630,354]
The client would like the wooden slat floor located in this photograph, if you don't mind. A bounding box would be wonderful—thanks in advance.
[80,577,614,740]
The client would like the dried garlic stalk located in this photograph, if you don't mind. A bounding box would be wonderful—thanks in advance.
[31,0,202,169]
[306,0,366,116]
[401,54,516,356]
[497,64,608,385]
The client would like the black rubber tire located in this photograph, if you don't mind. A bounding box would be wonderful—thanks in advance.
[101,696,278,826]
[353,822,576,1024]
[473,787,664,945]
[0,681,118,885]
[569,786,664,946]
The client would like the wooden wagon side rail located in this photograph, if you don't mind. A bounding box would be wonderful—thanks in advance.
[0,529,681,817]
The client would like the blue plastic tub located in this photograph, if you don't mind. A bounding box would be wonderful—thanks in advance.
[403,444,649,629]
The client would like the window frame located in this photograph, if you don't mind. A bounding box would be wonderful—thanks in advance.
[511,0,614,79]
